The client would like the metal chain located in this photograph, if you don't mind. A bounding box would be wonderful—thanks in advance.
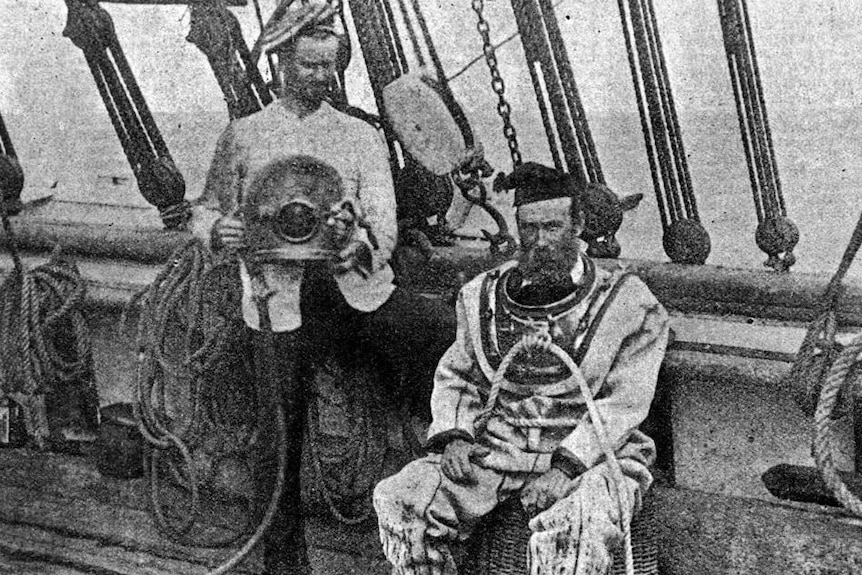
[472,0,522,167]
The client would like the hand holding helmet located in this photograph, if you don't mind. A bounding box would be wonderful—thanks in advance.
[326,199,372,277]
[213,215,246,251]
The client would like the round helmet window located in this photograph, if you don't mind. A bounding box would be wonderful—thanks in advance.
[275,199,319,243]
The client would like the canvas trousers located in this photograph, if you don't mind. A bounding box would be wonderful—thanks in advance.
[373,454,651,575]
[252,264,457,575]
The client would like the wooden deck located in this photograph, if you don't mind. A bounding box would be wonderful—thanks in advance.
[0,448,389,575]
[5,199,862,573]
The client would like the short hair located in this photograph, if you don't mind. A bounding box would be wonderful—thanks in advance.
[272,26,342,60]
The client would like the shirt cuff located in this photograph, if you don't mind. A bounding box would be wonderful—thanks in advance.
[426,429,474,453]
[551,447,590,479]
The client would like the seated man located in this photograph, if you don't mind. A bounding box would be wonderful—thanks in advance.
[374,162,669,575]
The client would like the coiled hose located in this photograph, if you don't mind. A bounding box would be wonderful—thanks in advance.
[132,239,287,574]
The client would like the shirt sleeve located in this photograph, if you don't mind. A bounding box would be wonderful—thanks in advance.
[555,293,670,470]
[189,122,241,249]
[425,287,486,452]
[353,124,396,272]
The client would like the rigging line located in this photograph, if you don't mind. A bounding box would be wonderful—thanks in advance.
[394,0,425,68]
[629,0,682,222]
[448,0,569,83]
[251,0,278,83]
[537,0,602,183]
[515,0,583,180]
[617,0,669,230]
[717,0,763,222]
[642,0,697,220]
[739,0,784,212]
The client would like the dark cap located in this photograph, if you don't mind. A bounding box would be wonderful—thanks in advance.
[501,162,583,207]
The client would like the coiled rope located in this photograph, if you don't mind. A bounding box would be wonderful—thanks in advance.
[0,205,91,445]
[132,239,287,574]
[787,208,862,417]
[813,332,862,517]
[474,334,635,575]
[802,208,862,516]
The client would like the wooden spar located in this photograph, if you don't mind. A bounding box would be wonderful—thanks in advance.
[5,208,862,325]
[6,218,187,265]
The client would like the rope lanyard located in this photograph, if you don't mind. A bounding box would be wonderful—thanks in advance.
[618,0,711,265]
[63,0,189,229]
[188,0,272,121]
[347,0,406,163]
[717,0,797,272]
[510,0,603,185]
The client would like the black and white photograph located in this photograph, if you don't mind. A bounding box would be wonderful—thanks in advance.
[2,0,862,573]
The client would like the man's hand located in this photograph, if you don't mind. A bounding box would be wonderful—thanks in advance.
[441,439,490,485]
[333,240,373,278]
[213,215,245,250]
[521,467,573,515]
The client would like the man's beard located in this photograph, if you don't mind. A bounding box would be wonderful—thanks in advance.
[298,81,329,106]
[518,249,575,286]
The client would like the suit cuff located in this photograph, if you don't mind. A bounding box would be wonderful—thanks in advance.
[551,447,589,479]
[426,429,474,453]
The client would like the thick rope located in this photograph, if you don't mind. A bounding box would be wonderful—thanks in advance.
[474,334,635,575]
[0,204,91,444]
[133,239,287,572]
[787,207,862,416]
[813,332,862,517]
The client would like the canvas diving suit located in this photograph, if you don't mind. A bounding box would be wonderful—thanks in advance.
[374,256,669,575]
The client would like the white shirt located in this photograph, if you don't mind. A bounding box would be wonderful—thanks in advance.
[190,100,397,332]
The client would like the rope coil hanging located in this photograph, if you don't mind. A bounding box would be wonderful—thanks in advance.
[0,206,94,446]
[779,207,862,517]
[63,0,189,230]
[132,240,291,575]
[717,0,797,272]
[787,208,862,417]
[618,0,710,265]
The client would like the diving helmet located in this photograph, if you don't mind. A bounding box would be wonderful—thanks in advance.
[243,155,354,263]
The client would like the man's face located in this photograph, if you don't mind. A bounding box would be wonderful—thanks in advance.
[278,34,339,106]
[516,197,583,285]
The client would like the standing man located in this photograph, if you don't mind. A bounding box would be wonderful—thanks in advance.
[189,3,455,574]
[374,163,669,575]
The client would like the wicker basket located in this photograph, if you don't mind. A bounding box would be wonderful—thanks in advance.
[458,492,658,575]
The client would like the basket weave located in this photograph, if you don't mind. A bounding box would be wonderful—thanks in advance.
[459,492,658,575]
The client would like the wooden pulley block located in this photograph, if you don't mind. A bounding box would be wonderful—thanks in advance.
[383,73,466,176]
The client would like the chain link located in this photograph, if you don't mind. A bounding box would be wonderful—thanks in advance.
[472,0,522,167]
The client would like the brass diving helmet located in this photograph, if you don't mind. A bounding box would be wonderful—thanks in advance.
[243,155,355,263]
